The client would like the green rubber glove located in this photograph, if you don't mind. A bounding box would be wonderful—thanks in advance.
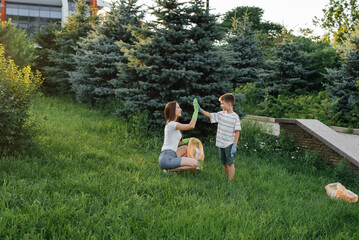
[182,137,199,145]
[182,138,191,145]
[193,98,199,112]
[192,98,199,120]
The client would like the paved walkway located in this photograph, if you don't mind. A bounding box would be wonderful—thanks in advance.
[338,133,359,148]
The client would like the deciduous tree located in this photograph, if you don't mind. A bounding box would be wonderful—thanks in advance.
[313,0,359,43]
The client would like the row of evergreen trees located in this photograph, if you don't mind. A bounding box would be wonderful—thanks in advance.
[33,0,359,128]
[36,0,236,128]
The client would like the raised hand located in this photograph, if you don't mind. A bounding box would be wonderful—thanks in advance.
[192,98,199,120]
[197,102,203,113]
[193,98,199,112]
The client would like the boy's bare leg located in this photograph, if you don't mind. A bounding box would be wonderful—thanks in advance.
[228,164,235,182]
[223,164,229,176]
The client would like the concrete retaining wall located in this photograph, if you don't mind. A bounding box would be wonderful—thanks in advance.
[279,122,343,166]
[245,115,359,169]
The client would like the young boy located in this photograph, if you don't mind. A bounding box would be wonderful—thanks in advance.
[198,93,241,182]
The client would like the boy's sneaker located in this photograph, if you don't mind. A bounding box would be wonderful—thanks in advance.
[163,169,168,174]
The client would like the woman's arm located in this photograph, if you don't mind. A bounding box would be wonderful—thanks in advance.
[176,119,196,131]
[176,99,199,131]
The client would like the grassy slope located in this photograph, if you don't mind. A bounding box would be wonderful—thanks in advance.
[0,96,358,239]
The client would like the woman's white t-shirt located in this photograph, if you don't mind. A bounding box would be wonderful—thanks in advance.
[161,121,182,152]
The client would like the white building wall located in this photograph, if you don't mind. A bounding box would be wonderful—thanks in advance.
[61,0,69,25]
[6,0,109,29]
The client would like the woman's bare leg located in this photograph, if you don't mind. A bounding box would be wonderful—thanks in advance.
[169,157,198,172]
[176,146,187,157]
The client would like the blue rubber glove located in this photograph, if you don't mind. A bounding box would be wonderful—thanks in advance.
[197,102,203,113]
[230,144,237,157]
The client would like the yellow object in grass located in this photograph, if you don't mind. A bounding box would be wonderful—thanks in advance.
[187,137,204,169]
[325,182,358,203]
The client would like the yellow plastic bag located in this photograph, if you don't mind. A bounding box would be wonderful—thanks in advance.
[325,182,358,203]
[187,138,204,170]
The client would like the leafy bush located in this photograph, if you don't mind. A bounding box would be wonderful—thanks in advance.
[259,91,342,126]
[239,119,299,156]
[238,119,336,176]
[0,44,42,155]
[235,82,263,115]
[236,84,343,126]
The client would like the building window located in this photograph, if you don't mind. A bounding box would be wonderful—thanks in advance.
[5,3,62,34]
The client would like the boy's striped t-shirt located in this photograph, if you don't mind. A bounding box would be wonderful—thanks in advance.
[210,111,241,148]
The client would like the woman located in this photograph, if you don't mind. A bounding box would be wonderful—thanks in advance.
[158,99,200,172]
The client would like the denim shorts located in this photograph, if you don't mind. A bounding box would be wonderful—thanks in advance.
[220,144,235,165]
[158,149,182,169]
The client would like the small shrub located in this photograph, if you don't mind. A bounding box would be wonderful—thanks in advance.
[235,82,263,115]
[238,119,332,176]
[0,44,42,155]
[239,119,299,156]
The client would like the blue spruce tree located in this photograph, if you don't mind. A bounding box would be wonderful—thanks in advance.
[226,11,264,89]
[43,0,98,94]
[114,0,235,127]
[34,23,61,93]
[70,0,144,104]
[258,36,314,97]
[325,22,359,127]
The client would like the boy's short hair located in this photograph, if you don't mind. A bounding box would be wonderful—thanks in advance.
[219,93,235,105]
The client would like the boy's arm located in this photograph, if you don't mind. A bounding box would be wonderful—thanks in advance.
[233,130,240,146]
[230,130,241,157]
[201,110,211,119]
[197,102,211,120]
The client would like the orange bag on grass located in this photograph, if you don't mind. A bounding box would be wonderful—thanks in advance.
[187,138,204,170]
[325,182,358,203]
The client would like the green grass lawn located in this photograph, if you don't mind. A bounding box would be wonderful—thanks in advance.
[1,96,359,239]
